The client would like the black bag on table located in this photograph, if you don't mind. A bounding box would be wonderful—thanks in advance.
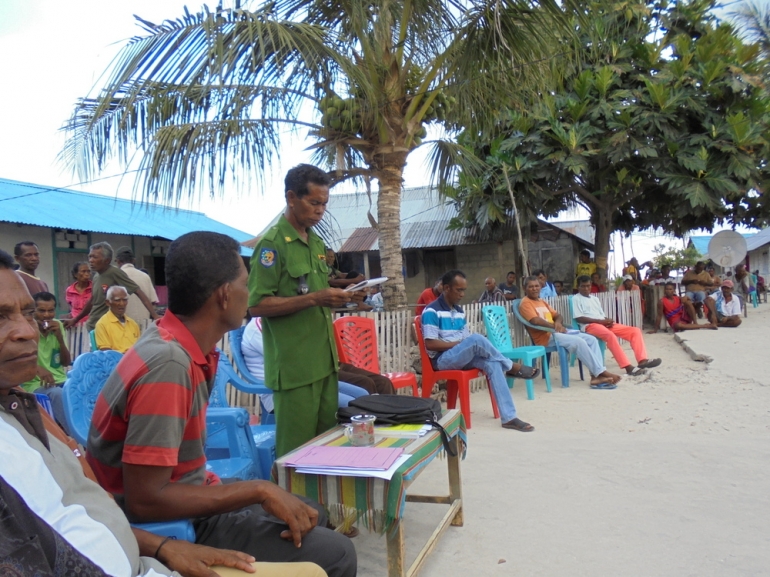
[337,394,456,456]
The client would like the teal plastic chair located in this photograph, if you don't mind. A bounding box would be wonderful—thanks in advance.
[481,305,551,400]
[567,296,607,378]
[511,299,572,387]
[89,330,97,351]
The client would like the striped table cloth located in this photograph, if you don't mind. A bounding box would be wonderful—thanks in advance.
[273,409,466,534]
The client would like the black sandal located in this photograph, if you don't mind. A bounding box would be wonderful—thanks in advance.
[507,365,539,379]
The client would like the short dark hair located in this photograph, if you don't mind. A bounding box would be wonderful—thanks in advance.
[115,246,134,264]
[90,242,113,262]
[32,291,57,305]
[532,268,545,277]
[695,261,704,266]
[554,280,563,287]
[577,275,591,285]
[665,281,676,288]
[166,231,242,316]
[71,261,87,279]
[285,164,330,199]
[14,241,37,256]
[523,275,540,287]
[0,249,15,269]
[507,271,516,276]
[441,269,466,287]
[580,249,590,256]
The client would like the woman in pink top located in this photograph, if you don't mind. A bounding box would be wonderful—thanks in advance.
[65,261,92,324]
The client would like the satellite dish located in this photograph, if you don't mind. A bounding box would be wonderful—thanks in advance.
[707,231,747,268]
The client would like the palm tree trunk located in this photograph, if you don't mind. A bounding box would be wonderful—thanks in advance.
[375,152,409,310]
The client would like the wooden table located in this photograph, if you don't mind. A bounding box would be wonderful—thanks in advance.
[273,410,466,577]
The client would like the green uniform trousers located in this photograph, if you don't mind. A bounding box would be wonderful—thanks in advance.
[273,373,339,457]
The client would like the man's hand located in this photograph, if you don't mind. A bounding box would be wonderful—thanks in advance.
[258,484,319,547]
[62,319,76,329]
[554,321,567,333]
[37,367,56,387]
[348,289,366,304]
[156,539,256,577]
[314,288,353,309]
[603,318,614,327]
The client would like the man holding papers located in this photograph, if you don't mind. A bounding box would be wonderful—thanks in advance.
[249,165,364,457]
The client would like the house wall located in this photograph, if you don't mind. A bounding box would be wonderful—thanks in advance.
[747,246,770,278]
[455,242,519,302]
[1,222,164,314]
[528,235,578,288]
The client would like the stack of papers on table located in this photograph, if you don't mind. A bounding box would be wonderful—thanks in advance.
[374,424,432,438]
[285,446,411,480]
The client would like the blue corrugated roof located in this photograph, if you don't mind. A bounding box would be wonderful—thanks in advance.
[689,233,755,258]
[0,178,253,256]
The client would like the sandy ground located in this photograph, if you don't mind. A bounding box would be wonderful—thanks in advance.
[353,303,770,577]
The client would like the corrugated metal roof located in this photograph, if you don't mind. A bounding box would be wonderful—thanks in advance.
[746,227,770,251]
[0,178,254,256]
[253,186,593,252]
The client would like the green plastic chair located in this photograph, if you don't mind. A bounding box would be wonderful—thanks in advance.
[481,305,552,400]
[89,330,97,351]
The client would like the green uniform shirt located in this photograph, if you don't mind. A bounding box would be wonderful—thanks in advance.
[87,266,140,331]
[22,319,67,391]
[248,215,338,391]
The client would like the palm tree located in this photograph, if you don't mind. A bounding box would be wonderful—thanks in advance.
[64,0,579,309]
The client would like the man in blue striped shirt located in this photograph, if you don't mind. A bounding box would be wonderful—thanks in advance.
[421,270,537,432]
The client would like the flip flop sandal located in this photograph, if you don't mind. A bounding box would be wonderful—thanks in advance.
[638,358,662,369]
[502,418,535,432]
[628,367,647,376]
[509,365,540,379]
[590,382,617,390]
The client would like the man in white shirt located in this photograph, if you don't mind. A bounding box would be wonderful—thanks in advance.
[572,276,661,376]
[116,247,159,323]
[705,280,742,328]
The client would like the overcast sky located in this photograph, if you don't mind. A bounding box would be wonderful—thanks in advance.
[0,0,433,238]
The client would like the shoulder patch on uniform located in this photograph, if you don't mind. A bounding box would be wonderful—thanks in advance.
[260,248,277,268]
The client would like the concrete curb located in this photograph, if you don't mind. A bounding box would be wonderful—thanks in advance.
[673,334,713,363]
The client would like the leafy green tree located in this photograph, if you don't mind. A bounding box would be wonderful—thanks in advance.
[452,0,770,281]
[63,0,580,309]
[651,243,702,273]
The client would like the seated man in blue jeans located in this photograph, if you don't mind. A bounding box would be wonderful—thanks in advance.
[421,269,538,432]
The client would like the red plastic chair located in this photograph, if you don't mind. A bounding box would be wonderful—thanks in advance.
[333,316,418,396]
[413,316,499,429]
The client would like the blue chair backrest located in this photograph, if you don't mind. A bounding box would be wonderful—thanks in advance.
[228,326,252,379]
[482,305,514,350]
[62,350,123,446]
[568,296,579,330]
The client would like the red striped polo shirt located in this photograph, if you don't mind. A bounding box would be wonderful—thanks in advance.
[86,311,220,507]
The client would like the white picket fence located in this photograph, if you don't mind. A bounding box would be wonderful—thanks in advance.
[65,291,641,409]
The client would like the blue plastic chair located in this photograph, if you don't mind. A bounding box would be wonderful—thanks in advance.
[228,326,276,424]
[61,351,195,541]
[567,296,607,379]
[511,299,572,388]
[208,353,276,481]
[481,305,551,400]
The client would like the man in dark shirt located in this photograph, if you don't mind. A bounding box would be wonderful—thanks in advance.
[14,241,49,295]
[498,271,519,300]
[65,242,158,330]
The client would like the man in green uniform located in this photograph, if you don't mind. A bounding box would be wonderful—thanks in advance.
[249,165,359,457]
[65,242,158,331]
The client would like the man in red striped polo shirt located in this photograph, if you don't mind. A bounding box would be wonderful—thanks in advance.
[87,231,356,577]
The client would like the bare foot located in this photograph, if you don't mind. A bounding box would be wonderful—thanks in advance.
[590,376,613,386]
[706,323,718,330]
[600,371,622,384]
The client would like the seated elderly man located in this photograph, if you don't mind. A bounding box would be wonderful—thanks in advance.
[0,248,326,577]
[705,280,742,328]
[520,276,621,389]
[94,285,141,353]
[86,232,356,577]
[649,282,715,333]
[476,276,505,304]
[421,269,538,432]
[572,276,661,376]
